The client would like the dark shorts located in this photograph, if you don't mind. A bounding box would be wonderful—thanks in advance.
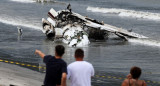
[42,80,61,86]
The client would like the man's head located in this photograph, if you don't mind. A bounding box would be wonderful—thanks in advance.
[55,45,65,57]
[130,66,142,79]
[75,48,84,59]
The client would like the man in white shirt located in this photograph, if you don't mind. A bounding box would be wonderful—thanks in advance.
[67,48,94,86]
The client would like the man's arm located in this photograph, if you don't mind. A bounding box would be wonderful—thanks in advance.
[91,65,95,77]
[35,49,45,59]
[67,66,71,79]
[61,72,67,86]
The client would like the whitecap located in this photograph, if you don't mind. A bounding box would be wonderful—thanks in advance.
[128,38,160,47]
[0,15,41,30]
[87,6,160,20]
[10,0,36,3]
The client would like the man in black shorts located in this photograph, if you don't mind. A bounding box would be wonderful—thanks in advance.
[35,45,67,86]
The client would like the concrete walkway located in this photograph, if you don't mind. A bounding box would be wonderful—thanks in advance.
[0,62,44,86]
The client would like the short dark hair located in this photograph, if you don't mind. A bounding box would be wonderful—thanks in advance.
[75,48,84,58]
[55,45,65,57]
[130,66,142,79]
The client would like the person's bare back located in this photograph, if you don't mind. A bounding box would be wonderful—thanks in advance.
[121,67,147,86]
[122,79,146,86]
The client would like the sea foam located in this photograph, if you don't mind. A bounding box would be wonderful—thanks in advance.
[0,15,41,30]
[87,6,160,20]
[10,0,36,3]
[128,38,160,47]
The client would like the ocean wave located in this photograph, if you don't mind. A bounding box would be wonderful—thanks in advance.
[87,6,160,20]
[128,38,160,47]
[0,15,41,30]
[10,0,36,3]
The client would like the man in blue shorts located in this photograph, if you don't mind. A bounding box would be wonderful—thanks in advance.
[35,45,67,86]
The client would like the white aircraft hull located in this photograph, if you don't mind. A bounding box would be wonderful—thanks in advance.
[42,7,147,47]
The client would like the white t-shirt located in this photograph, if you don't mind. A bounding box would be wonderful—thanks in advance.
[67,61,94,86]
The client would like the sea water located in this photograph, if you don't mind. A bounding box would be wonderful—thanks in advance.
[0,0,160,85]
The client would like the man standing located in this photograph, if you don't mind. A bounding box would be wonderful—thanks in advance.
[67,48,94,86]
[35,45,67,86]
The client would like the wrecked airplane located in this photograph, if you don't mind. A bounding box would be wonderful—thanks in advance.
[42,5,147,47]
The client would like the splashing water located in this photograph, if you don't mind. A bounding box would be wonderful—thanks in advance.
[87,6,160,21]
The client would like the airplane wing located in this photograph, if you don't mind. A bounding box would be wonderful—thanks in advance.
[72,12,147,39]
[41,7,148,46]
